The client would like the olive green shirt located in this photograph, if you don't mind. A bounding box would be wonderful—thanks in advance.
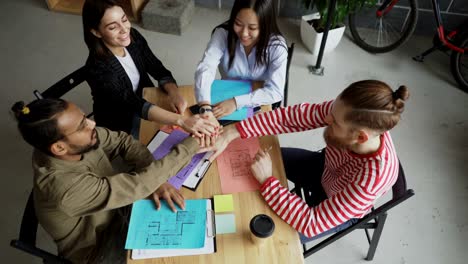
[32,127,198,263]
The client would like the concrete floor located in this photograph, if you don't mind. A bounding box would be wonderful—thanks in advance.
[1,0,467,263]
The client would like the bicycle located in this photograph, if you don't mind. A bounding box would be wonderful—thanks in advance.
[348,0,468,92]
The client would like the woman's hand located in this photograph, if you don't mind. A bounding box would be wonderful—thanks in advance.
[164,82,187,114]
[178,114,218,138]
[168,92,188,114]
[250,149,273,185]
[198,125,239,162]
[196,111,221,147]
[213,98,237,119]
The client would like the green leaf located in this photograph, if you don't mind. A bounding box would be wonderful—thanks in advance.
[300,0,376,28]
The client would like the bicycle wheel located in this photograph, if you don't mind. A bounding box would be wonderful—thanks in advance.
[450,34,468,92]
[349,0,419,53]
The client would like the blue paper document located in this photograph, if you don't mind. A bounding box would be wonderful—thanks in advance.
[211,80,253,120]
[125,199,207,249]
[130,200,215,259]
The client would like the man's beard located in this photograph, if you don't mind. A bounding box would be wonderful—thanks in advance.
[323,127,353,150]
[68,130,100,155]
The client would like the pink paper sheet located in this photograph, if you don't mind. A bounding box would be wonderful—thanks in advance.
[216,137,261,194]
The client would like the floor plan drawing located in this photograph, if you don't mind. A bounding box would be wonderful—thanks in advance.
[228,150,253,178]
[125,200,207,249]
[143,211,197,246]
[217,137,261,193]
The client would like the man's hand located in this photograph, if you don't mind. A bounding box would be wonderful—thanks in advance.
[250,149,273,185]
[213,98,237,119]
[152,182,185,213]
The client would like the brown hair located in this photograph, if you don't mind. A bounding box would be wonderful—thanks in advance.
[339,80,410,131]
[82,0,125,58]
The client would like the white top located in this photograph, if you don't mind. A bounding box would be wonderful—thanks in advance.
[195,28,288,109]
[116,48,140,92]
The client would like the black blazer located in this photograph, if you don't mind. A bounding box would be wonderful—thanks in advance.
[86,28,176,133]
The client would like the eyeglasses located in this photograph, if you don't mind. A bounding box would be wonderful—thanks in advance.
[63,115,89,138]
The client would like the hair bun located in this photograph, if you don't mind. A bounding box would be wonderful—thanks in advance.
[393,85,410,101]
[392,86,410,114]
[11,101,26,118]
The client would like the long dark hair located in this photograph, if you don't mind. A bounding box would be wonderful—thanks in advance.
[340,80,410,131]
[11,99,69,155]
[215,0,285,69]
[82,0,125,58]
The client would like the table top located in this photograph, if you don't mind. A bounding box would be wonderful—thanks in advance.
[127,85,304,264]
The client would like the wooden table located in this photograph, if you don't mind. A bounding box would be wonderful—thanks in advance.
[128,85,304,264]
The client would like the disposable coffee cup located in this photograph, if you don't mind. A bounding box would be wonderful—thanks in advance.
[249,214,275,245]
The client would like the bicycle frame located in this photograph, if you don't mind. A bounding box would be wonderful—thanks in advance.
[376,0,399,17]
[431,0,466,53]
[375,0,467,53]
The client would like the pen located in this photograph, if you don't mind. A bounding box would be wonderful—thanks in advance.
[195,159,210,178]
[264,146,272,153]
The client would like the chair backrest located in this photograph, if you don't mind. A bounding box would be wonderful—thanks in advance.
[367,161,415,217]
[300,160,415,259]
[272,42,295,109]
[391,161,408,200]
[284,42,295,107]
[16,191,37,245]
[33,66,93,118]
[35,66,87,100]
[10,191,71,263]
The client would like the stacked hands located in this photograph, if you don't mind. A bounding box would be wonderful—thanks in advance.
[171,97,238,143]
[152,99,273,212]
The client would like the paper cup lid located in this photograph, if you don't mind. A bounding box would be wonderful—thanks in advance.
[250,214,275,238]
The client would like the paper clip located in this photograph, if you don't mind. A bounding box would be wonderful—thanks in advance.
[207,209,216,237]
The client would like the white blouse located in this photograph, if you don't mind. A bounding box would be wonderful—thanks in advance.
[115,48,140,92]
[195,28,288,109]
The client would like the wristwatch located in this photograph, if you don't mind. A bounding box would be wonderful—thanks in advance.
[199,105,213,115]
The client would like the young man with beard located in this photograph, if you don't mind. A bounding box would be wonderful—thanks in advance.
[11,98,199,263]
[202,80,410,242]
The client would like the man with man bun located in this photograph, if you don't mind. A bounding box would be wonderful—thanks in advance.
[203,80,410,242]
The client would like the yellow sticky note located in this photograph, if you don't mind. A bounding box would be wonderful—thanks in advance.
[214,194,234,213]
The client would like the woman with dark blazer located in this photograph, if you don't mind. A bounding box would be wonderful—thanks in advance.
[83,0,217,138]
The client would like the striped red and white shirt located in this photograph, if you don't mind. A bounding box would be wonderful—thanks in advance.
[235,101,399,238]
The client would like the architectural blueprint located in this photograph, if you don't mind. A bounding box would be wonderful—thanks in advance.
[125,200,207,249]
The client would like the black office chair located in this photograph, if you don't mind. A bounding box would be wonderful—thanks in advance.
[33,66,93,118]
[272,42,295,109]
[293,161,415,261]
[10,191,71,263]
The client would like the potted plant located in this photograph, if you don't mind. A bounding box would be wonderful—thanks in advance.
[300,0,376,54]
